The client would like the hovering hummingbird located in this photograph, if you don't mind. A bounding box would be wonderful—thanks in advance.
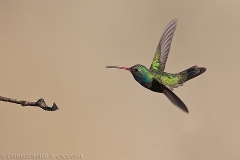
[106,19,206,113]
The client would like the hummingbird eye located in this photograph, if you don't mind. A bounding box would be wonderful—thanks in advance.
[133,68,138,72]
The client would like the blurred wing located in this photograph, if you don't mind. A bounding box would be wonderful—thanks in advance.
[150,19,178,71]
[154,79,188,113]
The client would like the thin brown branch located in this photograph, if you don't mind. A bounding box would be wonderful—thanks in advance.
[0,96,58,111]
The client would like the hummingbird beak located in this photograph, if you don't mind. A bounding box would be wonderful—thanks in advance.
[106,66,131,71]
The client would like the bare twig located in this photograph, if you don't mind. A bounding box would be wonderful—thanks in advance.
[0,96,58,111]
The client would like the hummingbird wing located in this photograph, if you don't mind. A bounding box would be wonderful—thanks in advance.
[152,79,188,113]
[150,19,178,71]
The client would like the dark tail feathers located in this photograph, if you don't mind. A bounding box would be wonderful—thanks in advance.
[180,66,206,82]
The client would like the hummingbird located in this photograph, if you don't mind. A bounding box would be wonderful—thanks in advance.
[106,19,206,113]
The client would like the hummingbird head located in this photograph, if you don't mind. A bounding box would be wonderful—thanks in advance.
[106,64,151,88]
[128,64,150,82]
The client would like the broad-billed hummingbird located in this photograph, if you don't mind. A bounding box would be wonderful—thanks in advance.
[106,19,206,113]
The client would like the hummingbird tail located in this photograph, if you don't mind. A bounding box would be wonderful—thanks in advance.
[179,66,206,82]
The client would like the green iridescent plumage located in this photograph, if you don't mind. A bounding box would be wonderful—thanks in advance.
[106,19,206,113]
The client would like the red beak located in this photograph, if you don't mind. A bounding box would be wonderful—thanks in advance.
[106,66,131,71]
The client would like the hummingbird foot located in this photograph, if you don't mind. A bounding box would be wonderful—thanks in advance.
[169,84,184,90]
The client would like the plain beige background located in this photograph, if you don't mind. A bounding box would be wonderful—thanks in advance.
[0,1,239,160]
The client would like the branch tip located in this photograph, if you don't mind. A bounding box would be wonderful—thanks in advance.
[0,96,59,111]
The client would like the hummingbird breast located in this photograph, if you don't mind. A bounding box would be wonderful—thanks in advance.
[132,73,152,89]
